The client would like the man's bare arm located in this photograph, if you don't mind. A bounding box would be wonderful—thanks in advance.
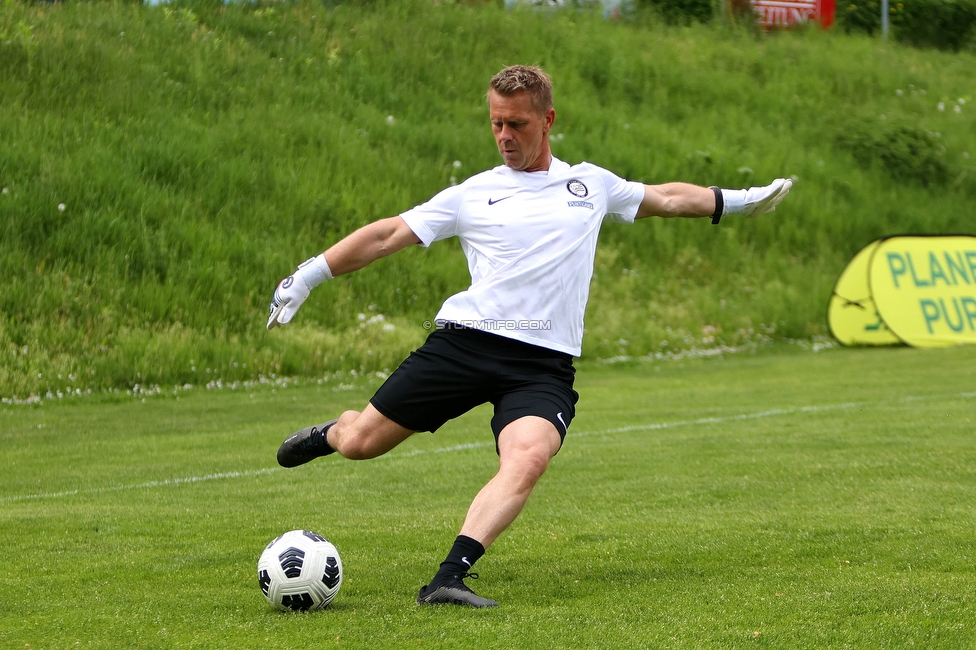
[268,216,421,329]
[324,216,422,276]
[636,178,793,223]
[636,183,716,220]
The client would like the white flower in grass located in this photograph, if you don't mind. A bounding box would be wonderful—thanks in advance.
[58,203,65,211]
[954,105,962,113]
[937,102,945,111]
[386,115,395,125]
[453,160,462,169]
[2,187,8,194]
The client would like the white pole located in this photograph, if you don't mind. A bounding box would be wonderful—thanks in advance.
[881,0,889,39]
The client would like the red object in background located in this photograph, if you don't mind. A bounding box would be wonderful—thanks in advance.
[751,0,835,28]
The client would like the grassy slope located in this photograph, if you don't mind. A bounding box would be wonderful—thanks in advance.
[1,0,974,397]
[1,345,974,648]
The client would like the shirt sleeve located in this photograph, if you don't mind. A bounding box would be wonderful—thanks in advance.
[399,183,467,247]
[592,166,645,225]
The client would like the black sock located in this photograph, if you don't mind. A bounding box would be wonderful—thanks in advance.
[320,422,337,455]
[431,535,485,585]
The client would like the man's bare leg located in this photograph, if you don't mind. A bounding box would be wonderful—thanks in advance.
[417,415,562,607]
[459,415,562,547]
[328,404,416,459]
[277,403,414,467]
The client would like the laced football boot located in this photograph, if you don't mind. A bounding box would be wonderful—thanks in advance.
[416,572,499,608]
[276,419,338,468]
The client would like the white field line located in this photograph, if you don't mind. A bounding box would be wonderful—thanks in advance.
[2,393,970,504]
[0,468,283,504]
[572,402,861,438]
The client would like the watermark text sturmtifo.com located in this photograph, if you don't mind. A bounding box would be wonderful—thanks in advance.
[423,319,552,331]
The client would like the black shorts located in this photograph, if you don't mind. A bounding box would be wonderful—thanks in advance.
[370,325,578,453]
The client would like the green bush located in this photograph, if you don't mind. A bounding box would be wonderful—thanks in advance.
[836,120,950,186]
[840,0,976,50]
[897,0,976,50]
[839,0,892,35]
[637,0,716,24]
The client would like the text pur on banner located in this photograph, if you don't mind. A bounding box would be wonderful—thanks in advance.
[871,235,976,347]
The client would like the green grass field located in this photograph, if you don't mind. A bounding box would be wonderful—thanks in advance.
[2,344,974,649]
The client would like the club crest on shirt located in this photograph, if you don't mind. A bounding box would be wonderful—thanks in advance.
[566,180,588,198]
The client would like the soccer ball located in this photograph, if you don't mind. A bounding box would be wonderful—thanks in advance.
[257,530,343,611]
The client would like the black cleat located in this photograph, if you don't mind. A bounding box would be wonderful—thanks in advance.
[416,572,499,608]
[277,419,338,468]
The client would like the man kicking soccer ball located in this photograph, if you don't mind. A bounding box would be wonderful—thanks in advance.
[267,65,792,608]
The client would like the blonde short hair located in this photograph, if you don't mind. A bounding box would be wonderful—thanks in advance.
[487,65,553,115]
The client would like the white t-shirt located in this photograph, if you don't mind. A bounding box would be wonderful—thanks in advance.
[400,157,645,357]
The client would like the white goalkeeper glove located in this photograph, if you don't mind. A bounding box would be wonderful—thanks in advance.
[710,178,793,224]
[267,254,333,330]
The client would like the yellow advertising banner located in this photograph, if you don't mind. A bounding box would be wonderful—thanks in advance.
[828,240,900,346]
[870,235,976,348]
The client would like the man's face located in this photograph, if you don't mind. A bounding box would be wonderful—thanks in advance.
[488,90,555,173]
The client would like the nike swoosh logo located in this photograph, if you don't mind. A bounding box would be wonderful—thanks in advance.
[488,196,514,205]
[461,557,472,567]
[556,412,567,432]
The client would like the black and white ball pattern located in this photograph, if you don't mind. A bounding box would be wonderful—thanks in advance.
[257,530,343,611]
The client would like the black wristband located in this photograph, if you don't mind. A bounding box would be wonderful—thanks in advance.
[709,186,723,225]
